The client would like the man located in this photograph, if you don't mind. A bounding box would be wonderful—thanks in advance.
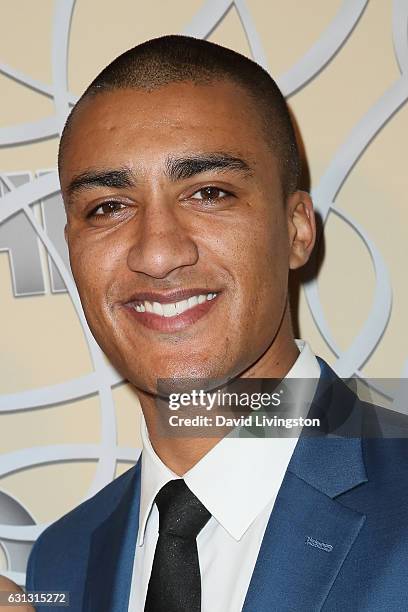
[25,35,408,611]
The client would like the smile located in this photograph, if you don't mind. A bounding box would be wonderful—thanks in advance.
[133,292,217,317]
[123,290,220,332]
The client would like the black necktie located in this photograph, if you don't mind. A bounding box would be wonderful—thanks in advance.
[144,479,211,612]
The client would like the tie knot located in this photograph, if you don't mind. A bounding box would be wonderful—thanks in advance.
[155,480,211,539]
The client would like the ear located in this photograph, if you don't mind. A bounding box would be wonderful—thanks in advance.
[64,223,68,244]
[286,190,316,270]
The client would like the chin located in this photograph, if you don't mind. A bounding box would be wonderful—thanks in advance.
[125,357,231,397]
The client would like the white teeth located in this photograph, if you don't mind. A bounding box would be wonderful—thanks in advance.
[188,296,199,309]
[175,299,189,315]
[162,303,176,317]
[134,292,218,318]
[152,301,163,316]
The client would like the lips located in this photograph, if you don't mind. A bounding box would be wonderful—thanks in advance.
[122,289,221,332]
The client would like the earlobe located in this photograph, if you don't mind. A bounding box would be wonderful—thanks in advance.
[287,191,316,270]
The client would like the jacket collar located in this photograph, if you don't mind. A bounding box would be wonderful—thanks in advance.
[288,357,368,498]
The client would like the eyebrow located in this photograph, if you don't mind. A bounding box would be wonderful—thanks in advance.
[165,153,253,181]
[66,167,135,197]
[66,153,253,199]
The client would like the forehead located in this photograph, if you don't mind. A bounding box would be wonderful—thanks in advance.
[60,81,273,184]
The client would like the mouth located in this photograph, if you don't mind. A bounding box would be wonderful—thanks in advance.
[122,289,221,332]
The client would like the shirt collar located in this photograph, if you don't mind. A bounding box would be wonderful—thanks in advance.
[138,340,320,544]
[138,418,178,545]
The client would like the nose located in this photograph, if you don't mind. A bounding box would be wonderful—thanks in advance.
[127,201,199,279]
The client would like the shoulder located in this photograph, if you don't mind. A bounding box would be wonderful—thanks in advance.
[37,461,139,543]
[317,358,408,446]
[360,401,408,477]
[26,461,140,589]
[361,398,408,436]
[316,359,408,476]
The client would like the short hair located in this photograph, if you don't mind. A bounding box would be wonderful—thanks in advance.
[59,35,300,196]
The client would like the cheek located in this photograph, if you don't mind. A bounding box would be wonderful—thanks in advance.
[68,232,122,315]
[226,215,289,345]
[231,216,289,300]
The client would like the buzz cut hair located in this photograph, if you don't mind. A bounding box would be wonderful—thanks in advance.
[58,35,300,196]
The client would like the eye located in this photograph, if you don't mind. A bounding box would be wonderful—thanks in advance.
[190,186,230,201]
[88,201,127,217]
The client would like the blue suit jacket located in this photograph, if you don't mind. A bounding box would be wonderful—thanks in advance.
[26,360,408,611]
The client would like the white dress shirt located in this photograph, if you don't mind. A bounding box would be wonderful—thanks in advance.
[128,340,321,612]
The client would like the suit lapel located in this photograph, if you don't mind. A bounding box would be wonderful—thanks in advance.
[243,361,368,611]
[83,459,142,612]
[242,469,366,611]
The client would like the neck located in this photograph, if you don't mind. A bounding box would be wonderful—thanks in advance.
[139,306,299,475]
